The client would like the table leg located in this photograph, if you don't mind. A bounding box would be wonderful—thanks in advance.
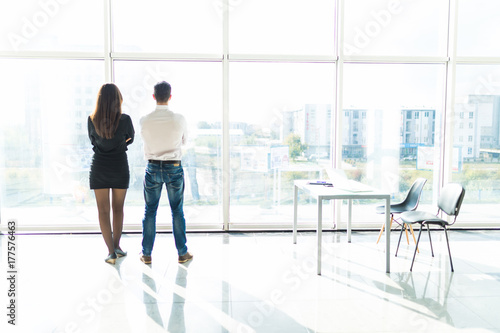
[385,197,391,273]
[317,197,323,275]
[347,199,352,243]
[293,185,298,244]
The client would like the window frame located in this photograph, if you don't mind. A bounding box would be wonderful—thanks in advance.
[1,0,500,231]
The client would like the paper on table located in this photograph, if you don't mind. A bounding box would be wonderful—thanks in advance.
[307,181,333,186]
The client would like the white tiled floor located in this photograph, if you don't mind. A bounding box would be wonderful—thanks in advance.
[1,230,500,332]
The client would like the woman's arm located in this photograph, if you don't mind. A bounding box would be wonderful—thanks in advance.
[125,115,135,145]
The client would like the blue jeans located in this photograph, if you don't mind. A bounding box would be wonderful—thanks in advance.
[141,162,187,256]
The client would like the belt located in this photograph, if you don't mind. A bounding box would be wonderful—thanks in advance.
[148,160,181,165]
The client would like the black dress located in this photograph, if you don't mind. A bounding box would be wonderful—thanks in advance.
[88,114,135,189]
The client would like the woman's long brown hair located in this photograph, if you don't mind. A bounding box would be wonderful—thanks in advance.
[90,83,123,139]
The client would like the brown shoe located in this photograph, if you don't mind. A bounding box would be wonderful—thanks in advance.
[140,253,152,264]
[178,252,193,263]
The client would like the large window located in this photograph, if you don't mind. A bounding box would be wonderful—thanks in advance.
[0,59,104,227]
[229,62,335,225]
[452,65,500,225]
[1,0,500,230]
[229,0,336,55]
[0,1,104,52]
[457,0,500,57]
[343,0,448,56]
[114,61,223,227]
[340,63,445,225]
[112,0,222,54]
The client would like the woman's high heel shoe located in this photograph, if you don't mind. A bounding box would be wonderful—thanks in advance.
[115,248,127,258]
[105,252,117,264]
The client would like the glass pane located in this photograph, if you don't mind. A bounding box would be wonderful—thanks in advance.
[114,61,223,227]
[452,65,500,225]
[229,0,336,55]
[0,59,104,226]
[229,62,335,225]
[343,0,448,56]
[457,0,500,57]
[0,0,103,52]
[342,64,446,225]
[112,0,222,53]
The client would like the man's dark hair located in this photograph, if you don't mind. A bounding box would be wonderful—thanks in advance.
[154,81,172,103]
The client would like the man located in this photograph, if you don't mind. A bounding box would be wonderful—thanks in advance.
[139,81,193,264]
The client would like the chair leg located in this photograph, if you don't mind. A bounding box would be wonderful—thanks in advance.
[410,224,424,271]
[443,227,454,272]
[376,215,393,244]
[426,223,434,257]
[408,224,419,253]
[395,222,405,257]
[404,224,410,244]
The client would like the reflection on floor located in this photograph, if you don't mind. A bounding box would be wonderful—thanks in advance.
[1,230,500,332]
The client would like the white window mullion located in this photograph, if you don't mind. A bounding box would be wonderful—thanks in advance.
[333,0,344,230]
[0,51,103,60]
[442,0,459,191]
[222,0,230,231]
[109,52,222,62]
[228,54,336,63]
[104,0,113,82]
[343,55,449,64]
[456,57,500,64]
[334,0,344,170]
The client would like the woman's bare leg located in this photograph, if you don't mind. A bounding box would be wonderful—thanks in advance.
[94,188,115,255]
[111,188,127,251]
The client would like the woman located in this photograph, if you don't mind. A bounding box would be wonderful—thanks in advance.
[88,83,134,264]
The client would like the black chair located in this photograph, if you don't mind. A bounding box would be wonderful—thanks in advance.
[375,178,427,246]
[399,183,466,272]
